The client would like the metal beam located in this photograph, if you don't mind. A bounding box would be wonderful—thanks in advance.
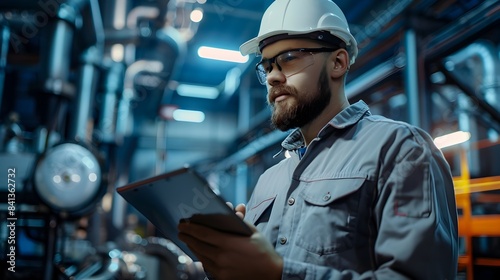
[423,0,500,61]
[346,59,401,99]
[213,129,288,171]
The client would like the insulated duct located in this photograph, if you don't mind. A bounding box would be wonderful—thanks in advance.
[445,40,500,110]
[443,40,500,176]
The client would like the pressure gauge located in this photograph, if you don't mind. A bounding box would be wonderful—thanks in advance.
[34,143,103,214]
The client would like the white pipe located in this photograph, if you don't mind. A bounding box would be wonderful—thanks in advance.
[444,40,500,175]
[116,60,164,137]
[445,40,500,110]
[126,6,160,29]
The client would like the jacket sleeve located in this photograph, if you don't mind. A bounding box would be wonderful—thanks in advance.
[281,132,459,280]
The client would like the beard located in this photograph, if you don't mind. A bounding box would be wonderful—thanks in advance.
[268,69,331,131]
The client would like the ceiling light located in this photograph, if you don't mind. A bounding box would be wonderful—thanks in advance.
[198,46,249,63]
[173,109,205,123]
[190,8,204,23]
[177,84,219,99]
[434,131,471,149]
[111,44,124,62]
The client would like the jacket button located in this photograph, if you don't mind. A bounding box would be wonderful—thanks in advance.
[279,237,287,245]
[323,194,331,201]
[288,197,295,205]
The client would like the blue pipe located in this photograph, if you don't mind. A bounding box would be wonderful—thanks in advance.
[0,26,9,114]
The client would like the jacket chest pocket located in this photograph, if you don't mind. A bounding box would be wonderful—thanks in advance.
[295,177,366,255]
[246,196,276,226]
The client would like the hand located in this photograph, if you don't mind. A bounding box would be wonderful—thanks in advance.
[226,202,246,219]
[178,220,283,280]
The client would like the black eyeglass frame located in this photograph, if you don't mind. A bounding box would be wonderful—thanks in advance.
[255,47,339,85]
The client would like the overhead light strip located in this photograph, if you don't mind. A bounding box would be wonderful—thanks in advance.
[173,109,205,123]
[434,131,471,149]
[198,46,249,63]
[177,84,219,99]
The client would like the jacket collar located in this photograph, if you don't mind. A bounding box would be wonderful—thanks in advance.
[281,100,371,151]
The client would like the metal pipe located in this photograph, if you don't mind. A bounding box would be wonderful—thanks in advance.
[68,0,105,142]
[238,75,251,134]
[116,60,164,137]
[235,163,248,205]
[155,118,167,175]
[45,21,73,82]
[0,26,9,112]
[69,48,100,142]
[214,129,288,171]
[43,216,58,280]
[424,0,500,61]
[443,40,500,177]
[99,62,124,143]
[444,40,500,114]
[126,6,160,29]
[346,59,401,99]
[404,28,420,127]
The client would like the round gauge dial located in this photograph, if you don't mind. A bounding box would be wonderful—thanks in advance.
[34,143,102,212]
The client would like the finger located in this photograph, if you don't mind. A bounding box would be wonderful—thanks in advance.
[178,231,218,260]
[226,201,234,210]
[235,203,246,217]
[178,222,237,246]
[235,211,244,219]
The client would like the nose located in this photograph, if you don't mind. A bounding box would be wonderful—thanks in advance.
[266,64,286,86]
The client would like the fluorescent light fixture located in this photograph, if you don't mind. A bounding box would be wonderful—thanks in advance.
[434,131,471,149]
[198,46,249,63]
[173,109,205,123]
[177,84,219,99]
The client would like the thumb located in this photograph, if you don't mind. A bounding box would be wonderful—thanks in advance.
[243,219,258,233]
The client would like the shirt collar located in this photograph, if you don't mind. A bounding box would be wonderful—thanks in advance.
[281,100,371,151]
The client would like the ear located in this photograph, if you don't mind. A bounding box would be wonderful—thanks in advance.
[329,49,349,79]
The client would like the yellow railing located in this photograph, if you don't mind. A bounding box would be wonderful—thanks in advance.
[454,150,500,279]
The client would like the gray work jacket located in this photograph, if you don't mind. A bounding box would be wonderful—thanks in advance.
[245,101,458,280]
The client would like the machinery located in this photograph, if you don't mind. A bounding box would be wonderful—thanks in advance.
[0,1,204,279]
[0,0,499,279]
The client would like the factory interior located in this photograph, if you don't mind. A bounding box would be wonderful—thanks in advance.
[0,0,499,279]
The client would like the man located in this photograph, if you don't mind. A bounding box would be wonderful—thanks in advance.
[178,0,459,279]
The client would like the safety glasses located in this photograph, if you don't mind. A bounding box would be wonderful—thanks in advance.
[255,47,338,85]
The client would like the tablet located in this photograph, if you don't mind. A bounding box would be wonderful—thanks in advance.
[116,167,252,260]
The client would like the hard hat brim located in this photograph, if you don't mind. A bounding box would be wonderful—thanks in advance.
[240,29,358,65]
[240,30,296,56]
[240,29,341,56]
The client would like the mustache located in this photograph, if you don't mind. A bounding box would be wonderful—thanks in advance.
[268,85,296,104]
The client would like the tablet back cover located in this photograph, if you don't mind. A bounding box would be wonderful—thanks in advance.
[116,167,251,260]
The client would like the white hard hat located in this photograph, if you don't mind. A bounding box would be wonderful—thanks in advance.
[240,0,358,65]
